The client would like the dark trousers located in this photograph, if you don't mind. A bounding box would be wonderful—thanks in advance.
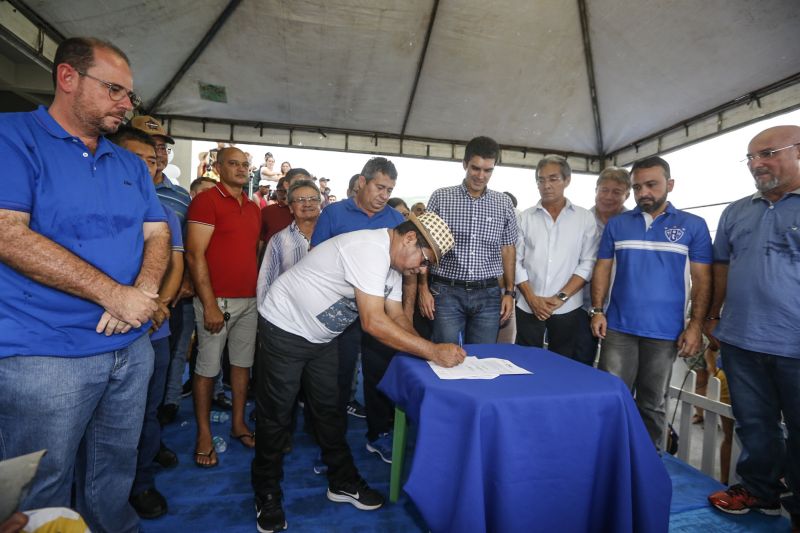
[362,331,396,441]
[337,321,362,419]
[573,309,600,366]
[515,307,592,365]
[251,317,359,497]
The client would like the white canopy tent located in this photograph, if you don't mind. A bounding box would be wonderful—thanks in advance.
[1,0,798,171]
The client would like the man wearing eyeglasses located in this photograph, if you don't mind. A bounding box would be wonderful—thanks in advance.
[514,155,599,362]
[251,212,463,532]
[186,147,261,467]
[0,37,170,532]
[705,126,800,526]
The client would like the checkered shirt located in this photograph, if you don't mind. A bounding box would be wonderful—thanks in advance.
[427,183,517,280]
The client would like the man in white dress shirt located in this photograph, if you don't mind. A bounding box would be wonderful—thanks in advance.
[514,155,599,363]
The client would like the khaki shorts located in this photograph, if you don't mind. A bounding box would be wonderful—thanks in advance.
[193,297,257,377]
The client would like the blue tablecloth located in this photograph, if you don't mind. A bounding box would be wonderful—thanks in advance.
[378,344,672,533]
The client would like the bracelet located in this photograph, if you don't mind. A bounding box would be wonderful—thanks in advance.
[705,316,721,321]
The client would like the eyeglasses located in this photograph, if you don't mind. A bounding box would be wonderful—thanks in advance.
[291,196,321,204]
[75,69,141,108]
[536,175,563,185]
[742,143,800,164]
[419,245,432,268]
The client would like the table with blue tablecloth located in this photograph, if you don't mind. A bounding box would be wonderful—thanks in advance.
[378,344,672,533]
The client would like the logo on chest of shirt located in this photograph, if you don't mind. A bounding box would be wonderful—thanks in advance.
[664,226,685,243]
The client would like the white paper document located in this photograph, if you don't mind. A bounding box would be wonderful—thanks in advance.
[428,356,532,380]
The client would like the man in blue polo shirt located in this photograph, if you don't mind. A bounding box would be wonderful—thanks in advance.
[590,156,712,446]
[0,37,170,533]
[311,157,405,465]
[705,126,800,525]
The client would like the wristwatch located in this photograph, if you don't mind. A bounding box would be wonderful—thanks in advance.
[556,291,569,302]
[503,289,517,299]
[589,307,604,317]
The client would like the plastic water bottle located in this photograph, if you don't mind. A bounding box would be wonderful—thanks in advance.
[210,410,230,423]
[212,435,227,454]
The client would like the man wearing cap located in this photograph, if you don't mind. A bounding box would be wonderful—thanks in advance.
[318,177,331,207]
[252,212,464,532]
[0,37,169,532]
[253,180,272,209]
[129,115,205,430]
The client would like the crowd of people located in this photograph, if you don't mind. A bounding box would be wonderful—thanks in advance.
[0,36,798,533]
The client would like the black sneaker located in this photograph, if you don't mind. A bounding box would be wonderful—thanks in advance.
[346,400,366,418]
[181,379,193,398]
[213,393,233,411]
[256,493,286,533]
[327,477,384,510]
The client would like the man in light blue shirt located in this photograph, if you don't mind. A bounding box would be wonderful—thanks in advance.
[514,155,598,362]
[705,125,800,523]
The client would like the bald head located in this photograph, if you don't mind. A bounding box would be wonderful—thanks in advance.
[747,125,800,199]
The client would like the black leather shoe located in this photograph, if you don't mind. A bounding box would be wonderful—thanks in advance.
[213,393,233,411]
[157,403,178,426]
[130,488,167,519]
[154,441,178,468]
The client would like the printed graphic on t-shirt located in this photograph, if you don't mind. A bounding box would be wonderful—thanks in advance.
[316,297,358,333]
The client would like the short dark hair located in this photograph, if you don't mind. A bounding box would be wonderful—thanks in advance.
[361,157,397,182]
[190,176,216,193]
[52,37,130,88]
[503,191,518,208]
[394,220,430,249]
[287,179,320,203]
[276,176,288,191]
[387,197,409,210]
[106,125,155,148]
[285,168,311,182]
[631,156,671,181]
[464,136,500,163]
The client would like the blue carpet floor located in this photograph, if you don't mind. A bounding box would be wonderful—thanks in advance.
[143,394,791,532]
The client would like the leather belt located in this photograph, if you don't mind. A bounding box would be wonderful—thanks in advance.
[431,275,499,290]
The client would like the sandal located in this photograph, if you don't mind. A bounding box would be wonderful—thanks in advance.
[194,447,218,468]
[230,432,256,449]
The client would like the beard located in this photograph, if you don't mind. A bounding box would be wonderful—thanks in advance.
[637,193,668,213]
[73,83,126,136]
[752,170,779,193]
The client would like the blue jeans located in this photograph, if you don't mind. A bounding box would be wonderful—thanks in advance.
[163,298,195,406]
[0,334,154,533]
[721,342,800,512]
[430,283,502,344]
[132,336,171,496]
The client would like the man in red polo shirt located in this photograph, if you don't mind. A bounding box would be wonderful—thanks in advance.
[186,147,261,467]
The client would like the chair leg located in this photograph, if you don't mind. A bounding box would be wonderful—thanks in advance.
[389,407,407,502]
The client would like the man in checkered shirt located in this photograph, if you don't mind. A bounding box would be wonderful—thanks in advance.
[418,136,518,344]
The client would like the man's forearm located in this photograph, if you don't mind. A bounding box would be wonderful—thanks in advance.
[402,274,417,320]
[134,224,170,293]
[186,251,217,308]
[708,263,728,317]
[500,245,516,291]
[559,274,586,298]
[159,252,184,303]
[0,211,121,308]
[591,260,612,307]
[688,263,712,324]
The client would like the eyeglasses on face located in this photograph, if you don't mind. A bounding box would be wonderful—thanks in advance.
[536,175,564,185]
[75,69,142,108]
[418,245,433,268]
[291,196,321,204]
[742,143,800,164]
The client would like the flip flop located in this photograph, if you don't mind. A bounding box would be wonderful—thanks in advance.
[230,432,256,449]
[194,447,218,468]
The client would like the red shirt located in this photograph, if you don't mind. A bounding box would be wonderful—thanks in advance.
[260,202,293,243]
[187,185,261,297]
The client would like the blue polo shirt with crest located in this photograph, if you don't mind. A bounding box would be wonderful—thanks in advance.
[0,106,167,358]
[597,202,712,341]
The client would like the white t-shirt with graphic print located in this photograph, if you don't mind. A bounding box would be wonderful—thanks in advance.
[262,228,402,343]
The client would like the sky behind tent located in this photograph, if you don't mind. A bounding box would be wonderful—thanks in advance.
[191,108,800,236]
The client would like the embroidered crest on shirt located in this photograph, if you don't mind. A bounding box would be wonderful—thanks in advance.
[664,226,685,242]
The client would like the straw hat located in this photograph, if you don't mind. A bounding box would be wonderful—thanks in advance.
[407,212,454,265]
